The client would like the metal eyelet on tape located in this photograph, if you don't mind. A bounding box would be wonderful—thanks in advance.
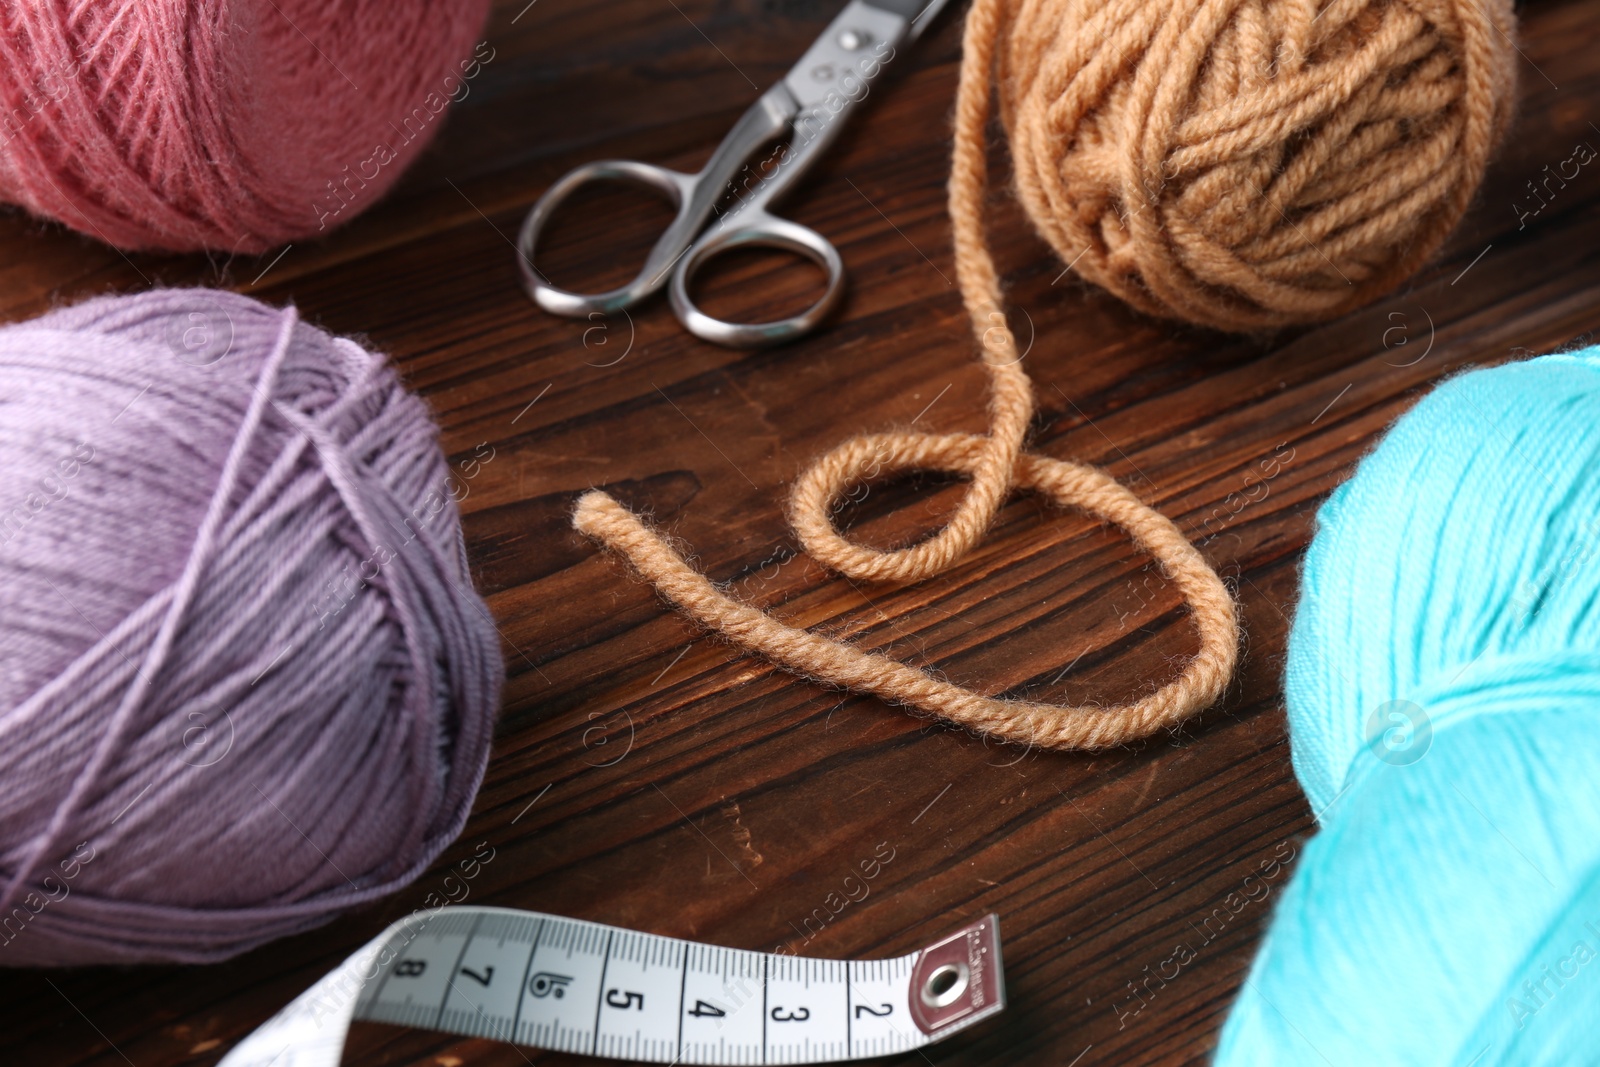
[220,906,1005,1066]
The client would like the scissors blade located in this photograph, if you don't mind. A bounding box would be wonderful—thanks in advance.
[863,0,954,40]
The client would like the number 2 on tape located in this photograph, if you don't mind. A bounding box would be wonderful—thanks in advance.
[220,906,1005,1066]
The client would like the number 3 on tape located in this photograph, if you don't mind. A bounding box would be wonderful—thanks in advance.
[220,907,1005,1066]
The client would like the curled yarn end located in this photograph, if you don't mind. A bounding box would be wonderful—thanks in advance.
[572,448,1239,751]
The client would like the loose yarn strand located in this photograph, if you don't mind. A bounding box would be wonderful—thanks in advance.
[573,0,1240,750]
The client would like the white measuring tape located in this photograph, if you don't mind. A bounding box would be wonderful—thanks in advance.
[220,906,1004,1065]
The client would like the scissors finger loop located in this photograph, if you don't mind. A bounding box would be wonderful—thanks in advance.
[518,160,698,317]
[669,214,846,348]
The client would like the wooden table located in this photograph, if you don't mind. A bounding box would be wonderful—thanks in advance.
[4,1,1599,1063]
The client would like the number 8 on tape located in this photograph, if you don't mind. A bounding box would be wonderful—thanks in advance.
[221,906,1005,1066]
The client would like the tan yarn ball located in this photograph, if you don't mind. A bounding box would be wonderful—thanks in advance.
[987,0,1519,331]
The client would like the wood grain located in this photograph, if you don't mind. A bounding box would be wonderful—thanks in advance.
[2,1,1599,1064]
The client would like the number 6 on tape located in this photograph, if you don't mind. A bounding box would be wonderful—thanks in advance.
[220,906,1005,1066]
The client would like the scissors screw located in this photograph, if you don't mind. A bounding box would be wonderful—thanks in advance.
[837,28,871,51]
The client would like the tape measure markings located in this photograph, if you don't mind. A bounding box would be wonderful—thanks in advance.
[361,912,930,1061]
[220,907,1004,1067]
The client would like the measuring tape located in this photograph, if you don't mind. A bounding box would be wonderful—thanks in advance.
[219,906,1005,1065]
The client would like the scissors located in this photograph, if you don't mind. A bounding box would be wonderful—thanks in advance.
[518,0,951,348]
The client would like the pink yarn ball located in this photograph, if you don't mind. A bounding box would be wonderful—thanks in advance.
[0,0,493,252]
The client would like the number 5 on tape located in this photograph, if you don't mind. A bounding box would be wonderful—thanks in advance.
[220,906,1005,1066]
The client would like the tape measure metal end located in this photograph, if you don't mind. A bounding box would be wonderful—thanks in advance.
[908,912,1005,1038]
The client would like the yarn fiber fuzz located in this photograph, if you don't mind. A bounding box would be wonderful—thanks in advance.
[980,0,1519,331]
[0,289,502,966]
[0,0,492,252]
[1217,350,1600,1062]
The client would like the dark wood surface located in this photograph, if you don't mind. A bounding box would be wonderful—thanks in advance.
[3,1,1600,1063]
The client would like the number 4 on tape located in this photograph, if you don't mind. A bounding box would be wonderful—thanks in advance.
[220,906,1005,1066]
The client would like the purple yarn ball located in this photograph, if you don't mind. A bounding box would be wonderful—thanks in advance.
[0,289,502,965]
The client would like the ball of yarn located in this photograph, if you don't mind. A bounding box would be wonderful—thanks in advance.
[0,289,502,965]
[0,0,491,252]
[980,0,1518,331]
[1216,350,1600,1062]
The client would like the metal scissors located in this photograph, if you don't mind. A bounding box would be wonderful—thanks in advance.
[518,0,951,348]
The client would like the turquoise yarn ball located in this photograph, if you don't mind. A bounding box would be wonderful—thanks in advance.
[1217,350,1600,1065]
